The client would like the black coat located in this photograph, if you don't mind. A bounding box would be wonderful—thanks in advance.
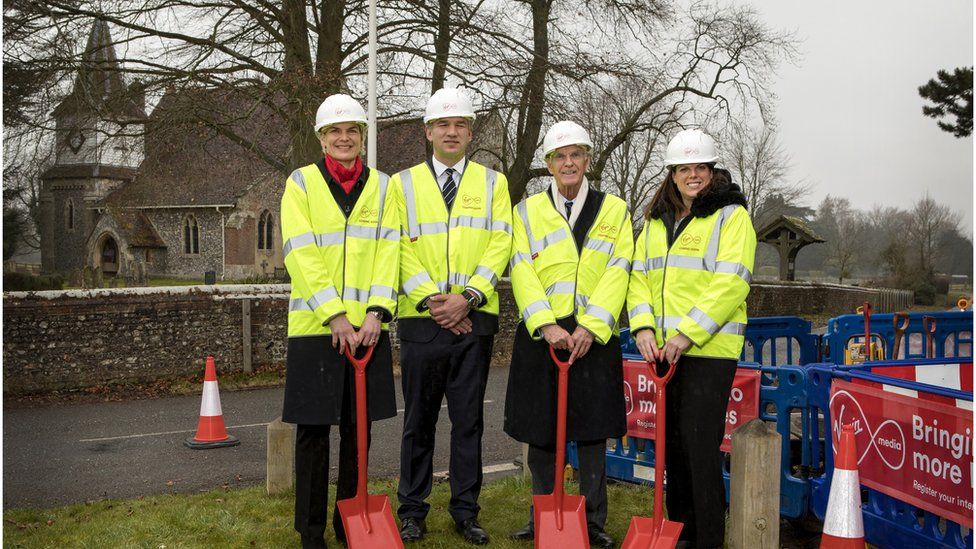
[282,333,397,425]
[503,317,627,448]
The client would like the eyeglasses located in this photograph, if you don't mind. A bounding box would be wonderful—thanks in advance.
[550,150,587,163]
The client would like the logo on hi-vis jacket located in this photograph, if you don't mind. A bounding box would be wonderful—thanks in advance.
[357,205,379,224]
[460,194,483,210]
[678,233,703,252]
[597,222,618,240]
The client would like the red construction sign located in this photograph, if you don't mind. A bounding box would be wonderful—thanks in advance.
[622,359,760,452]
[829,379,974,527]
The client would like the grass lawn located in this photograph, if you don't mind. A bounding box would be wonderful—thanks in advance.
[3,475,655,548]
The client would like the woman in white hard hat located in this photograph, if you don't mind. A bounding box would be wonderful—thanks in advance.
[280,93,400,548]
[504,121,633,549]
[626,128,756,548]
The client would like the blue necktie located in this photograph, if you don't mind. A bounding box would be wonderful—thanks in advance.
[564,200,573,221]
[443,168,457,209]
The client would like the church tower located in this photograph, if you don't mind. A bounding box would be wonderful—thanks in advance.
[39,20,147,275]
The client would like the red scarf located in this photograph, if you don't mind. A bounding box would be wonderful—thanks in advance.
[325,155,363,194]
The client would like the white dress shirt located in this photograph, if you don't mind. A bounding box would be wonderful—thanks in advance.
[550,177,589,229]
[431,156,467,191]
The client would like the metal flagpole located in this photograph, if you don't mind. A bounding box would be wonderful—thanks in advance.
[367,0,377,168]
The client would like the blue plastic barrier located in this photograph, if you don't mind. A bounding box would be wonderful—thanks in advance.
[806,361,974,549]
[580,316,820,518]
[822,311,974,364]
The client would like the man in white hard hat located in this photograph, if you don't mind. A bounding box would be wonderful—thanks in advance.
[504,121,632,548]
[391,87,513,545]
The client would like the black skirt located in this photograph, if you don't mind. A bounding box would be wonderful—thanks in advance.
[503,318,626,448]
[282,332,397,425]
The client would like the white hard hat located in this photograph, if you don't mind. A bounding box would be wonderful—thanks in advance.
[542,121,593,159]
[424,88,476,123]
[314,94,367,133]
[664,128,718,167]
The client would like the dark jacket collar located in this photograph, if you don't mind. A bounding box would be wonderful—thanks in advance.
[689,168,748,218]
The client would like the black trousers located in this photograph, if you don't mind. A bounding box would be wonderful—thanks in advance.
[397,330,493,523]
[526,440,609,531]
[294,371,371,546]
[664,356,736,548]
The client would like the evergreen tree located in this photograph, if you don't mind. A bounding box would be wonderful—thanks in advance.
[918,67,973,138]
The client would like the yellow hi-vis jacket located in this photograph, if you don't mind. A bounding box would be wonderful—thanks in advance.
[510,190,634,345]
[281,164,400,337]
[392,161,513,318]
[627,204,756,359]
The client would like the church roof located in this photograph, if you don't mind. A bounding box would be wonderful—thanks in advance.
[104,87,287,208]
[52,20,147,121]
[111,209,166,248]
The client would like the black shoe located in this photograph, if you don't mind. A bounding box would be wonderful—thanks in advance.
[509,522,534,541]
[456,518,490,545]
[588,527,615,549]
[399,517,426,543]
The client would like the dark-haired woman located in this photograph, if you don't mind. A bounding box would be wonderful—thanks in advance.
[626,129,756,548]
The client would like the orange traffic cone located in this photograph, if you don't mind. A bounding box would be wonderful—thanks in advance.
[820,424,865,548]
[184,356,240,449]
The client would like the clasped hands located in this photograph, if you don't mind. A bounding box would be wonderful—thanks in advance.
[635,329,692,365]
[541,324,594,364]
[328,312,383,355]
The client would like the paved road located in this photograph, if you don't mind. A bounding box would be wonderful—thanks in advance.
[4,366,521,509]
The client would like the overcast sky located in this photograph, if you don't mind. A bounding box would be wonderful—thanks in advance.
[741,0,974,233]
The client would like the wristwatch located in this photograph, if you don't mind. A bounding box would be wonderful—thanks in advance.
[369,310,383,320]
[463,289,480,310]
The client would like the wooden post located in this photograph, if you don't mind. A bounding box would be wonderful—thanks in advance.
[242,298,252,373]
[266,417,294,495]
[729,419,781,549]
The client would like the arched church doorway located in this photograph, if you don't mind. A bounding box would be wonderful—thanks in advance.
[100,236,119,275]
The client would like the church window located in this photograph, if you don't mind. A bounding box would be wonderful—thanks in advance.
[258,210,274,251]
[65,199,75,231]
[183,215,200,254]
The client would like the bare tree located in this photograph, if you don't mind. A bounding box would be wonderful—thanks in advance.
[816,196,867,283]
[907,193,961,276]
[724,122,809,227]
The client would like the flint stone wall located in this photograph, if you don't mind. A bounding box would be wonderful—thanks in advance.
[2,281,908,395]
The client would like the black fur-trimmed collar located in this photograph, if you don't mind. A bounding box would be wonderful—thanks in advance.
[689,168,748,218]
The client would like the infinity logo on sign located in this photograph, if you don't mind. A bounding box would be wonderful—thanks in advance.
[830,389,907,470]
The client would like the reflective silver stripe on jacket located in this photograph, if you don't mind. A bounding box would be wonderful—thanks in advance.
[346,225,376,240]
[715,260,752,284]
[545,281,575,296]
[290,169,307,193]
[289,298,312,312]
[667,255,706,271]
[583,303,616,330]
[510,252,532,270]
[369,285,398,302]
[453,215,490,230]
[283,232,316,258]
[403,272,434,295]
[448,272,470,286]
[484,168,496,230]
[399,169,421,238]
[657,313,746,337]
[688,306,720,336]
[576,294,589,310]
[316,232,345,247]
[342,286,370,303]
[607,256,631,271]
[473,265,499,286]
[308,287,340,310]
[646,256,666,270]
[378,227,399,242]
[492,220,512,233]
[632,259,646,273]
[517,201,570,257]
[703,205,740,271]
[628,302,653,318]
[521,299,552,319]
[583,238,614,255]
[375,173,390,240]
